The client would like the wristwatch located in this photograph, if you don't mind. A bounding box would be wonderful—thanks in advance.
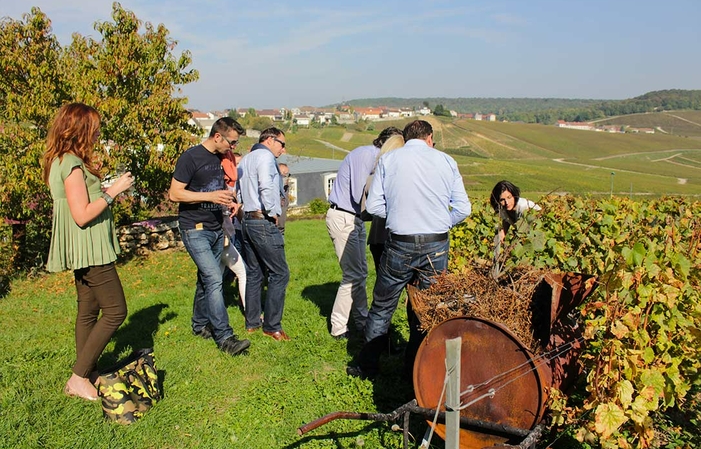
[101,192,114,206]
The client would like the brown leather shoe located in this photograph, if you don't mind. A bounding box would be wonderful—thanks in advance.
[246,326,261,334]
[263,330,290,341]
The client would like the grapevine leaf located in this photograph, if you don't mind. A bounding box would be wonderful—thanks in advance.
[618,380,634,409]
[671,253,690,279]
[640,369,666,398]
[531,231,545,252]
[610,320,629,339]
[631,242,645,266]
[594,403,628,439]
[630,396,650,425]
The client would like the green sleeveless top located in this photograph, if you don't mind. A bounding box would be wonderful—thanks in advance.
[46,153,121,272]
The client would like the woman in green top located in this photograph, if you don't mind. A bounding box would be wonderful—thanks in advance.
[42,103,134,401]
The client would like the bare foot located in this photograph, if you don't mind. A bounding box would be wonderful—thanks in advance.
[64,374,98,401]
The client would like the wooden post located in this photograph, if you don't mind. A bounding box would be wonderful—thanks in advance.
[445,337,462,449]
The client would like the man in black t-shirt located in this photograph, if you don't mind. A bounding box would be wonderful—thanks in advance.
[169,117,250,356]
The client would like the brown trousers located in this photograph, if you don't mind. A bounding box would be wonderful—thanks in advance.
[73,263,127,377]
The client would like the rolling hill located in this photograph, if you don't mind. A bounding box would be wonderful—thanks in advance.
[594,111,701,138]
[276,116,701,199]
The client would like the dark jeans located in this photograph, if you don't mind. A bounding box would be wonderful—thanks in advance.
[359,237,449,376]
[242,218,290,333]
[73,264,127,377]
[234,228,245,262]
[369,243,384,273]
[181,228,234,345]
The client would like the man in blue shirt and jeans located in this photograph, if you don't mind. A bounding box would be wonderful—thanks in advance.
[326,127,402,339]
[347,120,471,379]
[238,127,291,341]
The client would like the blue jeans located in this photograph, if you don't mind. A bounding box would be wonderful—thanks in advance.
[234,228,245,263]
[359,237,449,374]
[181,228,233,345]
[242,218,290,333]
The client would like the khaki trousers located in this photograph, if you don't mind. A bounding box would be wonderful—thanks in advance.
[325,208,368,336]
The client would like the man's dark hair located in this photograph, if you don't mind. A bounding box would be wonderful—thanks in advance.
[259,127,285,143]
[373,126,402,148]
[209,117,245,137]
[489,180,521,213]
[403,120,433,141]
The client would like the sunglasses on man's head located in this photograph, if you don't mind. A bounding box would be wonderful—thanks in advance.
[274,137,286,149]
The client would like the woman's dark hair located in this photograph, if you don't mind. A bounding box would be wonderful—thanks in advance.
[489,180,520,212]
[373,126,402,148]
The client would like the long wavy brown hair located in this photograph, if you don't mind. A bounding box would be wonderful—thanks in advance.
[42,103,102,185]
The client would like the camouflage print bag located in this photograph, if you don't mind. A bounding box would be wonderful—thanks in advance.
[98,348,161,424]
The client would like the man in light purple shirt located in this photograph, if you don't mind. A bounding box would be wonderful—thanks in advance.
[326,127,402,339]
[348,120,471,380]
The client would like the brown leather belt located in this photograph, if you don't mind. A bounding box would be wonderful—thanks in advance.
[244,211,275,223]
[389,232,448,244]
[244,211,266,220]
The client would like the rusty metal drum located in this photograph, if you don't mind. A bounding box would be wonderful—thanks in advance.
[413,316,552,449]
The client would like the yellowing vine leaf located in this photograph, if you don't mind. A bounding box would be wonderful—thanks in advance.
[610,320,629,339]
[618,380,634,409]
[595,403,628,439]
[640,369,666,398]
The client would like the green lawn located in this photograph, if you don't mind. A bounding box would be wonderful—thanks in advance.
[0,219,424,449]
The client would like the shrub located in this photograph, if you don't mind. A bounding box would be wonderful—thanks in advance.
[307,198,329,215]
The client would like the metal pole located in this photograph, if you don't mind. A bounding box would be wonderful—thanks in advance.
[445,337,462,449]
[610,172,615,197]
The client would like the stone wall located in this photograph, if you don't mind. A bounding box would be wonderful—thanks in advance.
[116,208,311,255]
[117,218,182,256]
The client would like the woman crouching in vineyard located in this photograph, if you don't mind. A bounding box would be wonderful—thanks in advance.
[42,103,134,401]
[489,180,541,243]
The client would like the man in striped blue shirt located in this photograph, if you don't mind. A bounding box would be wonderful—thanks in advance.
[348,119,471,379]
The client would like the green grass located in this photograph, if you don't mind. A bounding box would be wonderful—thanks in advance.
[0,219,424,449]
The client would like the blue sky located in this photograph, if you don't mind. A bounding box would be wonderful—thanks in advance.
[2,0,699,110]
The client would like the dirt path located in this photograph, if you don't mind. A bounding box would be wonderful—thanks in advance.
[651,153,682,162]
[594,148,701,161]
[315,140,349,153]
[666,113,701,128]
[551,158,688,181]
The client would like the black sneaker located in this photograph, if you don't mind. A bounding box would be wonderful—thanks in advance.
[193,324,213,340]
[219,336,251,356]
[387,340,404,356]
[333,331,351,340]
[346,365,376,380]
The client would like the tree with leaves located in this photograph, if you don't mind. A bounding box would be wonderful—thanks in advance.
[0,3,199,271]
[432,104,452,117]
[228,108,241,120]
